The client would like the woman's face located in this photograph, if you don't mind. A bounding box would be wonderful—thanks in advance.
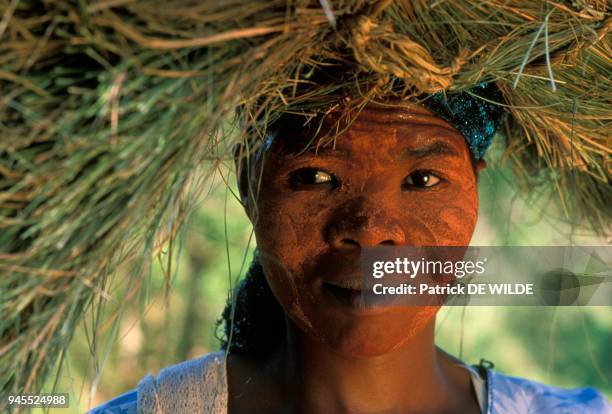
[242,103,482,356]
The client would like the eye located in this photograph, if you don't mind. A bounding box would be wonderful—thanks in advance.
[289,168,338,190]
[402,171,442,190]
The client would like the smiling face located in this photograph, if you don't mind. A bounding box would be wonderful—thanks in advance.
[239,103,482,356]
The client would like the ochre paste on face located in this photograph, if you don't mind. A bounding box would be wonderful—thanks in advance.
[247,103,480,356]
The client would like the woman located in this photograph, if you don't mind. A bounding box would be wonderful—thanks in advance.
[2,0,609,412]
[92,91,609,412]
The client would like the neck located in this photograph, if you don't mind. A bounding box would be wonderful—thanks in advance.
[273,317,467,414]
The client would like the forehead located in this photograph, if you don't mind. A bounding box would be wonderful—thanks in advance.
[267,103,469,159]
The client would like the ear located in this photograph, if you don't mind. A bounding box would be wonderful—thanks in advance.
[475,159,487,175]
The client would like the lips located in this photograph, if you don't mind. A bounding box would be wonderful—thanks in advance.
[325,278,363,290]
[307,250,374,309]
[307,250,363,282]
[322,280,363,307]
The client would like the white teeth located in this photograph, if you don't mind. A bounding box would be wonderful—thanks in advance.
[327,279,363,290]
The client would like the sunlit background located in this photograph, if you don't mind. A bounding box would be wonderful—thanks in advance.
[38,145,610,413]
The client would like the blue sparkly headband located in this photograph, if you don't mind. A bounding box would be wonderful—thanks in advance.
[422,82,504,160]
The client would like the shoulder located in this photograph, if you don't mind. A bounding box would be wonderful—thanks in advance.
[488,370,611,414]
[89,351,227,413]
[88,389,137,414]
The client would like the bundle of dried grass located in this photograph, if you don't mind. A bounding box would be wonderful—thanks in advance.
[0,0,609,398]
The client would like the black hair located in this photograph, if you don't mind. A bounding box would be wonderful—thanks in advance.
[216,251,286,356]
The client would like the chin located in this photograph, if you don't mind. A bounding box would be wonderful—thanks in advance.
[306,305,440,358]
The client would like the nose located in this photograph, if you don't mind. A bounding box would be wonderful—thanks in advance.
[325,199,406,249]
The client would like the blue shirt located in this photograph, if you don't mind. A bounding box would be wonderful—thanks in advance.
[90,357,610,414]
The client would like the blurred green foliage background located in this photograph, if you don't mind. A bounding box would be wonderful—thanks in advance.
[37,158,610,413]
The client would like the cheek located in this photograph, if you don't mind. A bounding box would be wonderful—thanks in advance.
[252,192,331,335]
[438,200,478,242]
[401,178,478,246]
[254,192,329,270]
[256,234,317,336]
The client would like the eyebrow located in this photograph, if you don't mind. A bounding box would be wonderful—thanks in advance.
[402,140,461,160]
